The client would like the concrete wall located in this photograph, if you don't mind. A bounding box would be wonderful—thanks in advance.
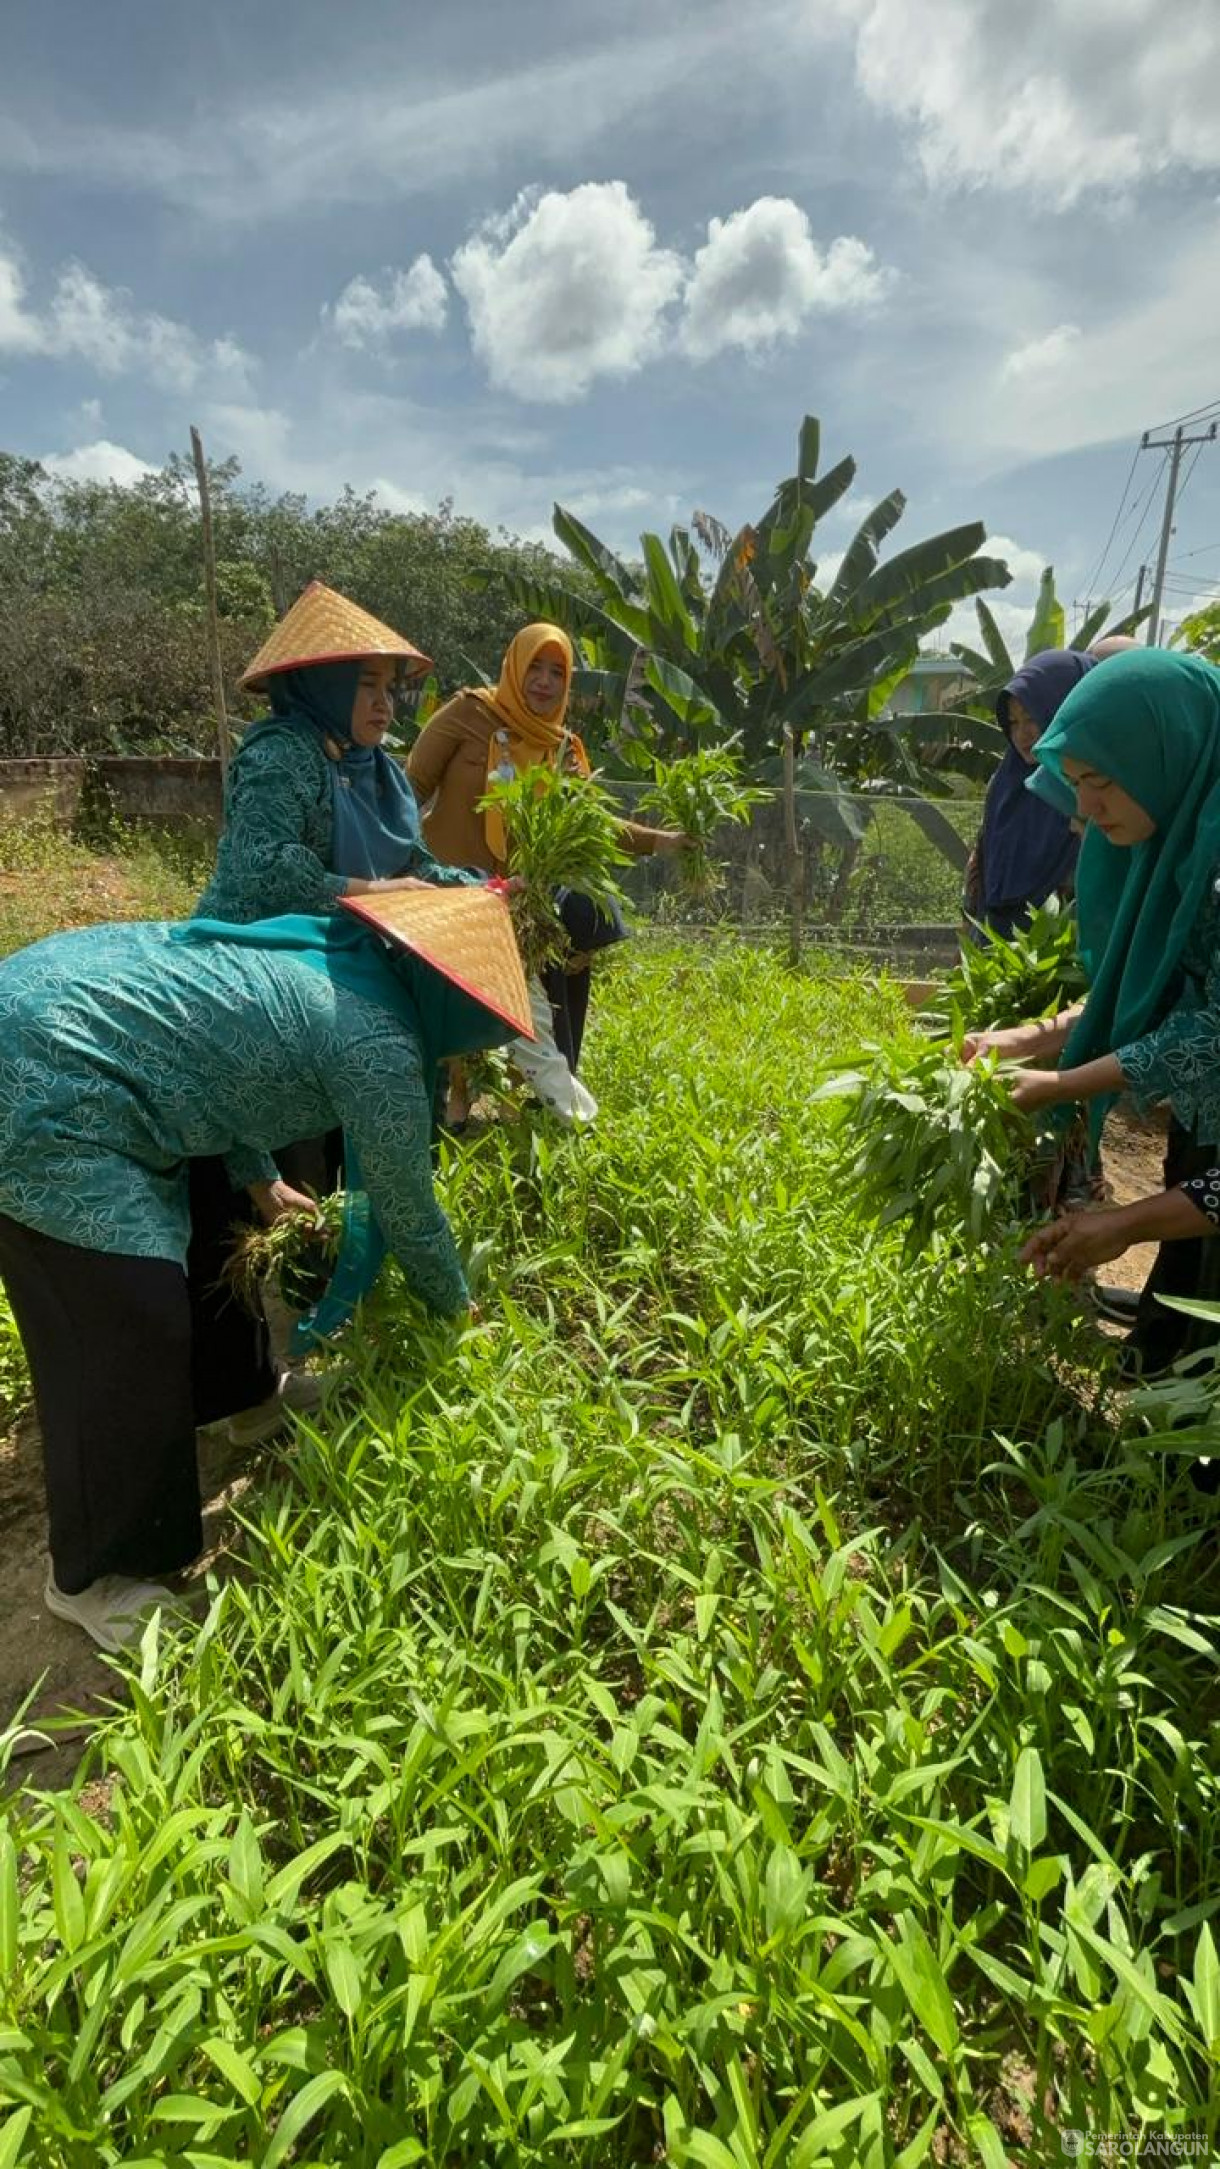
[0,759,89,830]
[87,758,224,834]
[0,757,223,840]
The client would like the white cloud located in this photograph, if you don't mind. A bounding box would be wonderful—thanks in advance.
[984,534,1047,591]
[40,439,155,487]
[199,390,688,556]
[937,594,1034,659]
[1000,324,1082,382]
[0,14,758,225]
[680,198,888,360]
[327,255,448,348]
[0,237,255,393]
[451,182,684,403]
[831,0,1220,207]
[958,213,1220,460]
[0,246,42,353]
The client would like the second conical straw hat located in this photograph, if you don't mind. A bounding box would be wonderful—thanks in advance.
[340,884,534,1041]
[240,581,431,691]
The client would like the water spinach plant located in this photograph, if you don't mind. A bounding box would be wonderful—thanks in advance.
[479,765,631,974]
[636,741,766,898]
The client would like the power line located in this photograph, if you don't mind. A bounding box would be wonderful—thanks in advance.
[1167,541,1220,564]
[1105,460,1168,599]
[1080,439,1141,599]
[1145,394,1220,436]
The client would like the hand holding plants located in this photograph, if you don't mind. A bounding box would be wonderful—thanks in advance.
[1020,1206,1133,1280]
[248,1178,321,1228]
[961,1020,1059,1067]
[1006,1066,1070,1113]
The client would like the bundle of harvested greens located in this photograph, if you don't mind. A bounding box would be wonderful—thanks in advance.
[636,741,766,897]
[812,1041,1043,1256]
[223,1192,345,1312]
[479,766,631,977]
[926,896,1087,1035]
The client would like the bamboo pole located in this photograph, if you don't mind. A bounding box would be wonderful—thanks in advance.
[190,425,229,787]
[782,724,804,967]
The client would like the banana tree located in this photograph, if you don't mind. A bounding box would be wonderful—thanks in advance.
[474,414,1009,761]
[469,415,1013,889]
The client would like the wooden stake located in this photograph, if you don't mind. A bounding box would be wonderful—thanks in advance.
[782,724,804,966]
[190,425,230,786]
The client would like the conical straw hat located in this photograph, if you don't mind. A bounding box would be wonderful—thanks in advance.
[340,884,534,1040]
[240,581,431,691]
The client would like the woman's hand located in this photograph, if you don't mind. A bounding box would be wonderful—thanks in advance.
[961,1021,1051,1067]
[248,1178,320,1229]
[344,875,433,897]
[1007,1067,1069,1113]
[1020,1207,1137,1282]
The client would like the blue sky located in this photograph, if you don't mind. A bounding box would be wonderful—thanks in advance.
[3,0,1219,650]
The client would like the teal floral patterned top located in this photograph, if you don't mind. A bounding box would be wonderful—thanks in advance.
[195,726,476,924]
[1118,874,1220,1140]
[0,921,469,1313]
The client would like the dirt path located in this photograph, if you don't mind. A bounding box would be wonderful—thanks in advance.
[1088,1107,1169,1293]
[0,1414,265,1791]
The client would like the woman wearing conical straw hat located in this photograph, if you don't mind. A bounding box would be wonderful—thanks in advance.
[188,584,490,1444]
[197,580,479,926]
[408,623,686,1126]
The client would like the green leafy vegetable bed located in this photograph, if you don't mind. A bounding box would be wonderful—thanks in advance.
[3,943,1218,2167]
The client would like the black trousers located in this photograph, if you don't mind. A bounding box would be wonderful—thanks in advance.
[1130,1124,1220,1372]
[541,961,592,1071]
[543,891,627,1070]
[0,1174,277,1594]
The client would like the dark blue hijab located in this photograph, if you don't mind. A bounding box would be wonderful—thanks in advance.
[251,661,423,881]
[977,649,1097,934]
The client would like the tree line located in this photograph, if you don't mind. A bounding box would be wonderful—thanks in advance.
[0,449,585,759]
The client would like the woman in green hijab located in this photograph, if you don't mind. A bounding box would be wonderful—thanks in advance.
[964,647,1220,1376]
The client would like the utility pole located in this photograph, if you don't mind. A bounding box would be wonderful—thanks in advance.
[1141,421,1217,643]
[1133,564,1147,619]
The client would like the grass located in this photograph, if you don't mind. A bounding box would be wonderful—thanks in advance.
[0,813,208,961]
[1,832,1219,2164]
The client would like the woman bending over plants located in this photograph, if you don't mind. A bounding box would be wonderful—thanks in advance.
[0,912,513,1652]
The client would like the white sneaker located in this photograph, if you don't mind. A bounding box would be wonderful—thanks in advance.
[227,1366,326,1447]
[44,1570,171,1653]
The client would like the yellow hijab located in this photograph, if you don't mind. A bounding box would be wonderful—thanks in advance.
[471,623,590,861]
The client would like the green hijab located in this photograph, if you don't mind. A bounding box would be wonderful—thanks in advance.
[1029,649,1220,1103]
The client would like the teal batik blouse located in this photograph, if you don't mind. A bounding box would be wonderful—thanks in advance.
[0,920,470,1313]
[1117,875,1220,1142]
[194,725,476,923]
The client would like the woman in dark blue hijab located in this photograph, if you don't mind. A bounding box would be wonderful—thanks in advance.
[196,583,478,925]
[965,648,1098,940]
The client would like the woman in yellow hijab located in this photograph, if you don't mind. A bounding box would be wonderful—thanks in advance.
[408,622,685,1122]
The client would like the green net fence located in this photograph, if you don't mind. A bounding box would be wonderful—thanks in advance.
[603,781,984,973]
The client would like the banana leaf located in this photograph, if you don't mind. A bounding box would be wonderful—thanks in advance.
[853,524,991,619]
[1023,566,1065,658]
[552,504,644,605]
[468,564,639,663]
[642,532,698,653]
[973,596,1015,678]
[828,490,907,608]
